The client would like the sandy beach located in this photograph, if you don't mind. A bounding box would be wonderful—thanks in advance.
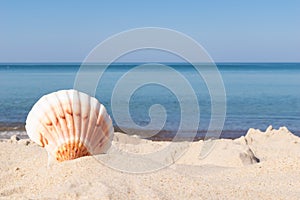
[1,126,300,199]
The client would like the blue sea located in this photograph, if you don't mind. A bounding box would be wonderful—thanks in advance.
[0,63,299,139]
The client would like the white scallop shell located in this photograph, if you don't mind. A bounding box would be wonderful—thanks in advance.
[25,89,113,162]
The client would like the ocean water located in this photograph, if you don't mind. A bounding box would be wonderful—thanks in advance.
[0,63,299,139]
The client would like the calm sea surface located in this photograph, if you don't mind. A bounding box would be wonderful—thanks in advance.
[0,63,299,139]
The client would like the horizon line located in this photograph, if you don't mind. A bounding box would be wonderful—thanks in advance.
[0,61,300,64]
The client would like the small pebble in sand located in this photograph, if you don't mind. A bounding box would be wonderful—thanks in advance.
[19,140,31,146]
[10,135,20,143]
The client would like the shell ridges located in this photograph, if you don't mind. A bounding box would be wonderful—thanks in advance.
[25,89,113,162]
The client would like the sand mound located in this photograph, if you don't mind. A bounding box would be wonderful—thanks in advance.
[245,126,300,163]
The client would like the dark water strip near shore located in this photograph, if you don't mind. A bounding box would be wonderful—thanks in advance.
[1,124,299,141]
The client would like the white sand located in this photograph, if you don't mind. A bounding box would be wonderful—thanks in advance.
[1,126,300,199]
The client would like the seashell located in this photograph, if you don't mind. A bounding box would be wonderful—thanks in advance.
[25,89,114,162]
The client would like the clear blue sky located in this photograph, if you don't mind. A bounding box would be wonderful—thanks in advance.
[0,0,299,62]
